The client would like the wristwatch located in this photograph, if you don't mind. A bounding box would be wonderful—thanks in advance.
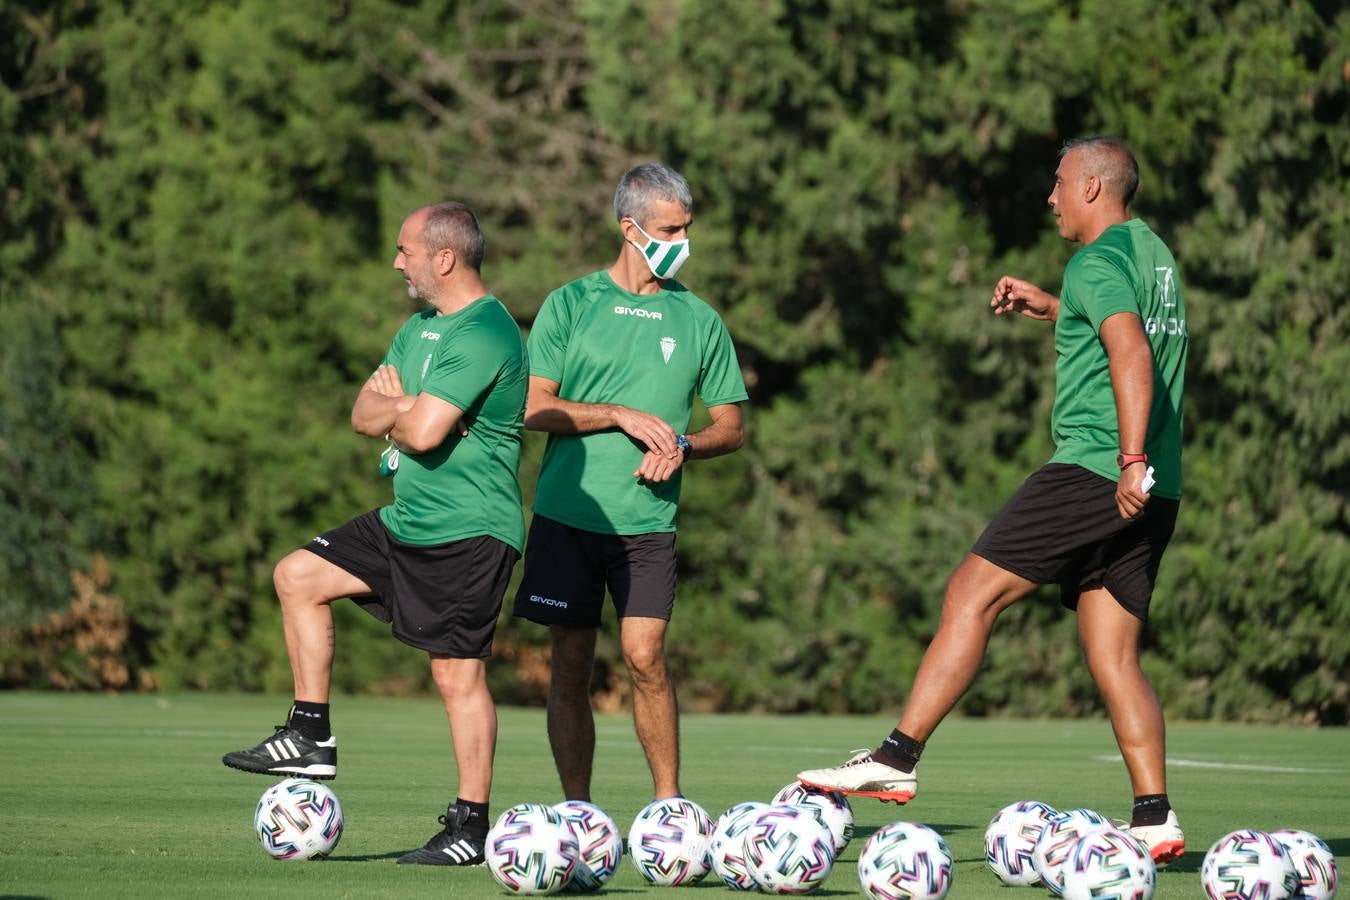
[1116,451,1148,469]
[675,434,692,455]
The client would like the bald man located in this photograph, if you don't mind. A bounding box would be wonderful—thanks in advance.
[795,136,1189,865]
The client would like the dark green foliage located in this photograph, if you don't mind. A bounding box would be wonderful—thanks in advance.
[1,0,1345,722]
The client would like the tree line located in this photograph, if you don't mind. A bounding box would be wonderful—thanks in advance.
[1,0,1345,723]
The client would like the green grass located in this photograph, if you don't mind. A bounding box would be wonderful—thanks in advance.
[0,692,1346,898]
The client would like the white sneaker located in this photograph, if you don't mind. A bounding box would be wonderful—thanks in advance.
[796,749,917,804]
[1128,810,1185,864]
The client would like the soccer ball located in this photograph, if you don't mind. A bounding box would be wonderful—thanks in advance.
[486,803,580,894]
[1202,830,1299,900]
[627,797,714,886]
[710,801,771,890]
[552,801,622,892]
[744,805,836,894]
[1058,827,1156,900]
[856,821,953,900]
[773,781,854,854]
[254,778,344,860]
[1271,829,1338,900]
[984,800,1058,886]
[1033,808,1114,894]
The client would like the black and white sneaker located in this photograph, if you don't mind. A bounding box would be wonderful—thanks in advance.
[221,725,337,779]
[397,804,486,866]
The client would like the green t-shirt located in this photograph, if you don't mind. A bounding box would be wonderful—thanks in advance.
[377,296,528,549]
[1050,219,1188,498]
[528,270,748,535]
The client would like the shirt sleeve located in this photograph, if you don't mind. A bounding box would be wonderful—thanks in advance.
[1071,252,1140,333]
[526,289,572,382]
[382,316,414,369]
[420,321,500,412]
[697,314,749,406]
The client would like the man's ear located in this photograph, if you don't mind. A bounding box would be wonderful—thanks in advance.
[1083,174,1102,204]
[436,248,457,277]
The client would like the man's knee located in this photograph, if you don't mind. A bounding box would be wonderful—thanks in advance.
[550,627,597,691]
[623,642,669,689]
[431,658,488,704]
[274,551,319,600]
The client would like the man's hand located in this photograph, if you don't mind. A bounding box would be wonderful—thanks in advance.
[633,447,684,484]
[992,276,1059,321]
[369,364,405,398]
[1116,462,1150,519]
[612,406,679,457]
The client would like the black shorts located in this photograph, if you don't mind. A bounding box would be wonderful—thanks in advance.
[971,464,1178,620]
[304,510,519,658]
[511,515,677,627]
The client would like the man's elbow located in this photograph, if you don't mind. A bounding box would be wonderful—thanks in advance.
[725,423,745,453]
[399,427,444,455]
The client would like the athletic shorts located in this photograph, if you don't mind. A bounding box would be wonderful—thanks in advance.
[970,463,1179,620]
[511,515,677,627]
[304,509,519,658]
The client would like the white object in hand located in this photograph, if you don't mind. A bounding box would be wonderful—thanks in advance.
[1140,466,1155,493]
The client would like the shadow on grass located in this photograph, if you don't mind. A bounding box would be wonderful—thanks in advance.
[851,822,973,844]
[328,850,407,862]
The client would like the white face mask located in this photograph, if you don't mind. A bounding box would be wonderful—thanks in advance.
[627,220,690,280]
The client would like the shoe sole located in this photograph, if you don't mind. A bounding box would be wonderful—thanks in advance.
[222,757,336,780]
[1149,840,1184,864]
[797,778,914,804]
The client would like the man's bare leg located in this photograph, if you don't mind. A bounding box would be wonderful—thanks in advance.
[897,554,1040,739]
[548,625,599,801]
[1077,587,1165,796]
[620,616,680,799]
[429,655,497,802]
[273,549,372,702]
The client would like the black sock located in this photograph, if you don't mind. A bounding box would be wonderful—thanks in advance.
[1131,793,1170,827]
[870,728,924,774]
[287,701,330,741]
[457,798,490,840]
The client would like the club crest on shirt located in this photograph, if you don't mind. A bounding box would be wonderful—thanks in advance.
[660,336,676,364]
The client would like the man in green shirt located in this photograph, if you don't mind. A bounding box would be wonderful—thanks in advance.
[798,137,1189,864]
[513,163,748,801]
[222,202,527,866]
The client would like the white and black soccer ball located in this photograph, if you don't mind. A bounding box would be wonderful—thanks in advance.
[1033,807,1114,895]
[744,805,836,894]
[710,801,771,890]
[486,803,580,895]
[1271,829,1338,900]
[553,800,623,892]
[627,797,714,886]
[1202,829,1300,900]
[856,821,953,900]
[254,778,344,861]
[1058,827,1156,900]
[773,781,854,854]
[984,799,1058,887]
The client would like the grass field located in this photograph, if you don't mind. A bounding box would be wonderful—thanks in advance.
[1,692,1345,899]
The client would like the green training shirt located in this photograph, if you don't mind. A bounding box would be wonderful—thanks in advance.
[1050,218,1188,498]
[377,296,528,549]
[528,270,748,535]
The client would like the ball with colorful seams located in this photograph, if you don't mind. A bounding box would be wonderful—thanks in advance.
[486,803,580,895]
[627,797,715,886]
[1270,829,1338,900]
[1201,830,1300,900]
[773,781,854,855]
[552,800,623,892]
[254,778,344,861]
[856,821,953,900]
[710,801,772,890]
[1033,808,1115,895]
[744,804,836,894]
[984,799,1059,887]
[1058,827,1156,900]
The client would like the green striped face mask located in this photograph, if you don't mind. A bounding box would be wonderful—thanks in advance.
[627,220,690,280]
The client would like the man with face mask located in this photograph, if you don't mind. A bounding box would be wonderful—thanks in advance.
[512,162,747,802]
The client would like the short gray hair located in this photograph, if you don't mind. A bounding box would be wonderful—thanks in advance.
[420,201,486,271]
[1060,136,1140,207]
[613,163,693,226]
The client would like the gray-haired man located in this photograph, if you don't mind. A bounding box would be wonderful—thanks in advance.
[512,163,747,801]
